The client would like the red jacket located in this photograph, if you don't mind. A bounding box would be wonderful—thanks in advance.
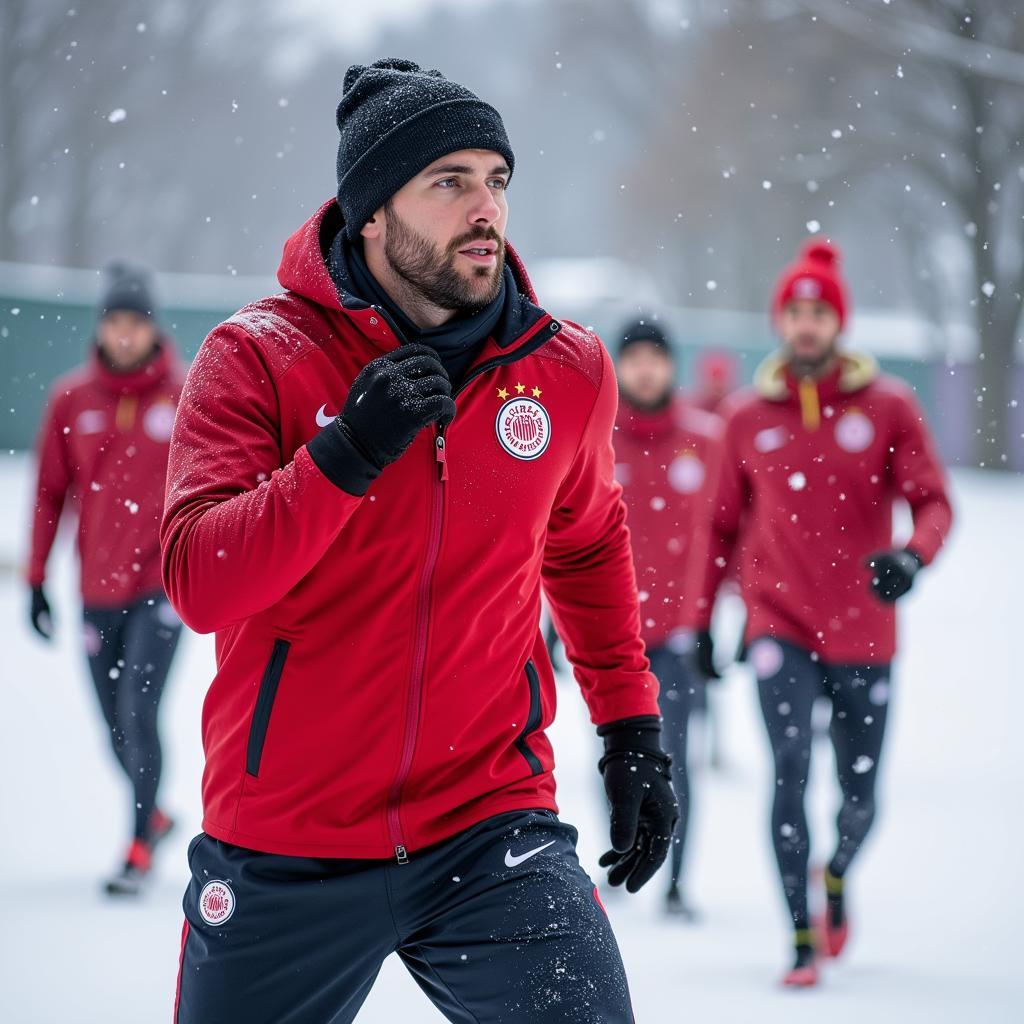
[613,396,721,649]
[28,343,183,608]
[160,200,659,860]
[685,351,952,664]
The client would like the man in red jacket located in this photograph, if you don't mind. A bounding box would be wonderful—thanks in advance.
[162,59,675,1024]
[685,239,952,987]
[613,319,720,919]
[27,262,184,895]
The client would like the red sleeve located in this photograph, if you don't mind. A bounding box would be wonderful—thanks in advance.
[160,325,364,634]
[890,389,953,565]
[683,409,747,630]
[27,389,72,588]
[541,344,660,725]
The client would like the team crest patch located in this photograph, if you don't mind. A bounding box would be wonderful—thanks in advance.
[76,409,106,435]
[750,638,785,680]
[668,451,705,494]
[143,401,176,442]
[199,880,235,926]
[834,409,874,453]
[754,425,789,453]
[495,396,551,461]
[82,621,102,658]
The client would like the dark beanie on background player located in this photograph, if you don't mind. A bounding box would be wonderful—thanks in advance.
[617,318,672,357]
[772,238,849,328]
[335,58,516,239]
[99,261,158,321]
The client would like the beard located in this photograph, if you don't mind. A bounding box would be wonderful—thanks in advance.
[620,383,673,413]
[787,336,838,378]
[383,203,505,315]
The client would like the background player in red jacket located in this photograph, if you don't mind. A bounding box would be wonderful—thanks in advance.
[162,59,675,1023]
[685,239,952,987]
[692,348,739,414]
[27,262,185,896]
[613,319,720,919]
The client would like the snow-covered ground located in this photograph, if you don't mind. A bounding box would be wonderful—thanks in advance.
[0,450,1020,1023]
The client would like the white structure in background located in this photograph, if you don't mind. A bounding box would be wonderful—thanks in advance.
[528,256,977,361]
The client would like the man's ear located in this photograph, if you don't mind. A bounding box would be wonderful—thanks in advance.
[360,209,384,241]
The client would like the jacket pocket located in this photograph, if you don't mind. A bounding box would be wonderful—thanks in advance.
[514,659,544,776]
[245,639,291,777]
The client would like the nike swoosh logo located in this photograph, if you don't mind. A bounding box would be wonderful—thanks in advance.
[504,840,556,868]
[315,404,336,428]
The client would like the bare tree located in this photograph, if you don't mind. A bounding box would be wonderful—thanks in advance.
[1,0,307,272]
[0,2,77,260]
[771,0,1024,467]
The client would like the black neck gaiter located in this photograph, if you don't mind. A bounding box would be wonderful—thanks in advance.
[328,229,510,389]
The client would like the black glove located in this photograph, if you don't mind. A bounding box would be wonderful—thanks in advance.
[29,585,53,641]
[693,627,721,680]
[865,548,922,603]
[597,716,678,893]
[307,344,456,496]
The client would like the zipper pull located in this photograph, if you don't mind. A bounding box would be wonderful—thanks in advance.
[395,845,409,865]
[435,433,449,482]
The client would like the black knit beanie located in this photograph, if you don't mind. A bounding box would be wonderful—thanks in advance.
[336,58,515,240]
[99,261,157,320]
[618,318,672,357]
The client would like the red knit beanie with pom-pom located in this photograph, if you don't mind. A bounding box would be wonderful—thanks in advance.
[772,238,848,328]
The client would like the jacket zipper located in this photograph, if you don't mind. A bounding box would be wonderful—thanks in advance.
[386,425,448,863]
[383,316,561,865]
[115,395,138,432]
[798,377,821,431]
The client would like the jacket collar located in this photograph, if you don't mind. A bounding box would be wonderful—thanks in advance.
[616,393,679,440]
[754,349,878,403]
[88,338,177,396]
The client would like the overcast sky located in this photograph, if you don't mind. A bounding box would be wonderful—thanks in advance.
[288,0,492,47]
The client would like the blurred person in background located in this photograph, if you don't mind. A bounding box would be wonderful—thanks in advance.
[613,319,721,920]
[692,348,739,414]
[688,344,743,774]
[26,262,185,896]
[684,239,952,987]
[162,59,675,1023]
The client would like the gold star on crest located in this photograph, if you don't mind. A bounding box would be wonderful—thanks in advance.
[531,386,542,398]
[514,382,526,394]
[497,386,509,400]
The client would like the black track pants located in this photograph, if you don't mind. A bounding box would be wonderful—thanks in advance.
[751,636,890,930]
[175,811,635,1023]
[82,593,182,840]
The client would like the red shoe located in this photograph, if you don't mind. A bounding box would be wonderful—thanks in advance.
[817,868,850,957]
[148,807,175,847]
[782,930,819,987]
[126,838,153,872]
[815,913,850,958]
[104,839,152,897]
[782,961,819,988]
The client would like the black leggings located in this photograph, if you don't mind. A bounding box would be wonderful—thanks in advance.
[752,637,890,931]
[82,594,182,840]
[650,645,703,888]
